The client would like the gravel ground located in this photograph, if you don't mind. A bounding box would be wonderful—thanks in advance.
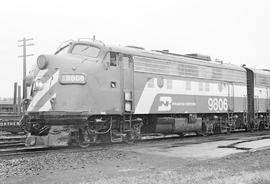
[0,147,128,182]
[1,132,270,184]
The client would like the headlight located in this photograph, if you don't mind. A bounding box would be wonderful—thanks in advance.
[33,79,44,91]
[37,55,48,70]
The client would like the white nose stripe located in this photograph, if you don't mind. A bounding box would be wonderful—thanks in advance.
[36,69,49,78]
[27,70,59,111]
[38,93,56,111]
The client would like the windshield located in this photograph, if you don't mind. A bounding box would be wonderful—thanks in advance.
[71,44,100,57]
[55,44,70,55]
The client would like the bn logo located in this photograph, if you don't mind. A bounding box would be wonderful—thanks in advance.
[158,96,172,111]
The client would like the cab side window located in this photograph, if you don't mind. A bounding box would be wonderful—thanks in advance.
[110,52,117,66]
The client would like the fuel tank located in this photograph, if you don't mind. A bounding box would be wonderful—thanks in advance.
[155,117,202,134]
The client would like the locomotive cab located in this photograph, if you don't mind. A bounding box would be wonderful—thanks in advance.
[20,39,139,146]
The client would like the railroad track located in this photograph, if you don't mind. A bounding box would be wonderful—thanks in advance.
[0,134,26,149]
[0,130,270,157]
[0,144,113,157]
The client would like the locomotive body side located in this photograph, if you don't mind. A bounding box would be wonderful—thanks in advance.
[104,46,249,134]
[105,45,247,116]
[132,56,247,115]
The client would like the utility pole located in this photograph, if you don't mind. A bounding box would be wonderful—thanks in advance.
[18,38,34,100]
[13,82,17,113]
[18,85,21,114]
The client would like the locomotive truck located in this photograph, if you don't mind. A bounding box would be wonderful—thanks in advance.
[20,39,270,147]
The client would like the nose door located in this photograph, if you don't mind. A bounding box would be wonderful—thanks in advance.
[119,54,134,113]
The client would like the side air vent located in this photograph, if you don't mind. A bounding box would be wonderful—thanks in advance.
[126,46,145,50]
[185,53,211,61]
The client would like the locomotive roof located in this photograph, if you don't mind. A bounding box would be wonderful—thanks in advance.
[106,44,245,72]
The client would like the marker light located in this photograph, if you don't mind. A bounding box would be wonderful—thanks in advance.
[37,55,48,70]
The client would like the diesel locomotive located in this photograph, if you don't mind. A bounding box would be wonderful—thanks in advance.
[20,39,270,147]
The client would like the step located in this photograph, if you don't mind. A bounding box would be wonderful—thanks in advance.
[111,136,123,143]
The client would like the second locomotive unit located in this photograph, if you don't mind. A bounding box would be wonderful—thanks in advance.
[20,39,270,147]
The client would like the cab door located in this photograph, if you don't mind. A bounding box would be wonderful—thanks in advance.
[119,54,134,113]
[101,52,122,114]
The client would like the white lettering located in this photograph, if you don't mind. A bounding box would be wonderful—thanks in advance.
[208,98,228,111]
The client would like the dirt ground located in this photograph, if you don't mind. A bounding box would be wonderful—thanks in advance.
[1,132,270,184]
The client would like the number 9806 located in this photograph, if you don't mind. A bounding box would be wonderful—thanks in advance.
[208,98,228,111]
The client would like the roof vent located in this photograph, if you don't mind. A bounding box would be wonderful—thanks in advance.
[214,59,223,64]
[126,46,145,50]
[185,53,211,61]
[152,50,184,57]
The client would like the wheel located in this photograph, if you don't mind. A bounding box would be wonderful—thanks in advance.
[124,131,136,144]
[226,127,231,134]
[259,121,265,130]
[78,128,96,148]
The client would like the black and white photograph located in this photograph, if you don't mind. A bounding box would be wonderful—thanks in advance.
[1,0,270,183]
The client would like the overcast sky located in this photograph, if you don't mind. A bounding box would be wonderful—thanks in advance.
[0,0,269,97]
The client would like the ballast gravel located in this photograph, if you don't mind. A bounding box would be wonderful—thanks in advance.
[0,148,127,179]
